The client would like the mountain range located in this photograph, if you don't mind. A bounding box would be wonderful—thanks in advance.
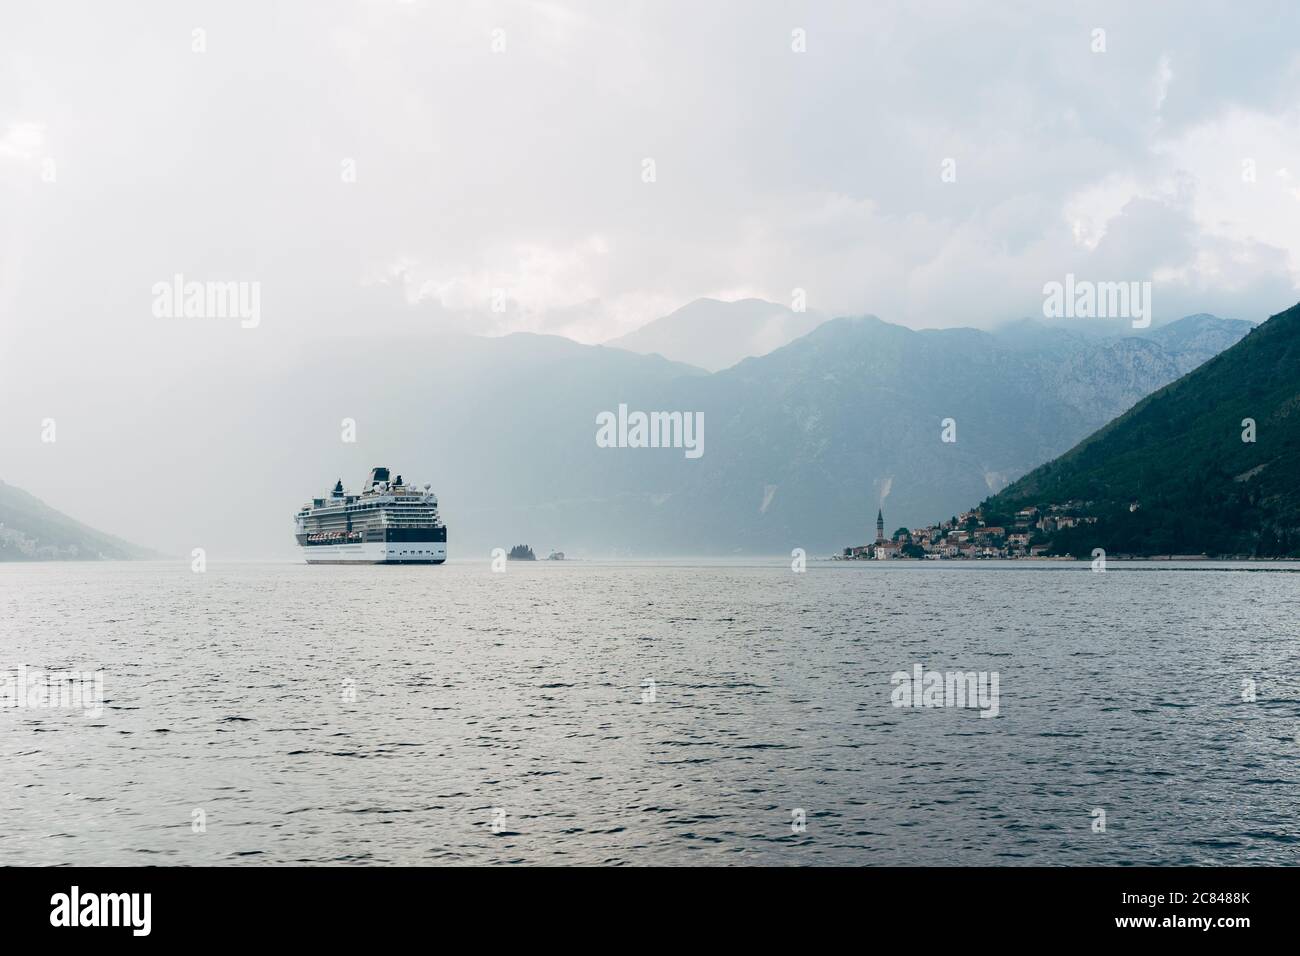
[982,301,1300,557]
[0,302,1257,559]
[606,297,826,371]
[641,311,1254,553]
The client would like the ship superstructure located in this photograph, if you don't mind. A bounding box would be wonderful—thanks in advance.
[295,467,447,564]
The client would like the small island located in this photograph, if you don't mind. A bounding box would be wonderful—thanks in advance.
[507,544,536,561]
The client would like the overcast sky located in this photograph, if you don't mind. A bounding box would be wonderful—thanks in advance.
[3,0,1299,351]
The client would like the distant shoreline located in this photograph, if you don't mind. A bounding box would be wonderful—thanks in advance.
[4,556,1300,569]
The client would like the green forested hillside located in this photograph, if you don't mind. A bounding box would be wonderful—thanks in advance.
[981,302,1300,557]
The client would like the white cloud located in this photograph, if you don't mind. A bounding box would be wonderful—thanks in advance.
[2,0,1299,368]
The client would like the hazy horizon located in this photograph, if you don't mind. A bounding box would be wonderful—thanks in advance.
[0,297,1271,559]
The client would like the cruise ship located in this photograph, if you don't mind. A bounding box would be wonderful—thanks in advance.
[294,467,447,564]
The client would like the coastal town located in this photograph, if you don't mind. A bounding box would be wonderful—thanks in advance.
[838,503,1101,560]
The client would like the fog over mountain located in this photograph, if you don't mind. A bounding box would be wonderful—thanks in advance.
[0,480,157,560]
[0,309,1251,559]
[607,298,825,371]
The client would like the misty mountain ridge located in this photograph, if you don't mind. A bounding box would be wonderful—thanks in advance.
[0,480,158,561]
[607,295,1250,378]
[670,311,1253,551]
[607,297,826,371]
[1,308,1253,560]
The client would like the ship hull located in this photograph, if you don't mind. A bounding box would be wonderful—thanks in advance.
[299,540,447,565]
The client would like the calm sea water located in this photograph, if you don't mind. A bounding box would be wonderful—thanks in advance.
[2,559,1298,866]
